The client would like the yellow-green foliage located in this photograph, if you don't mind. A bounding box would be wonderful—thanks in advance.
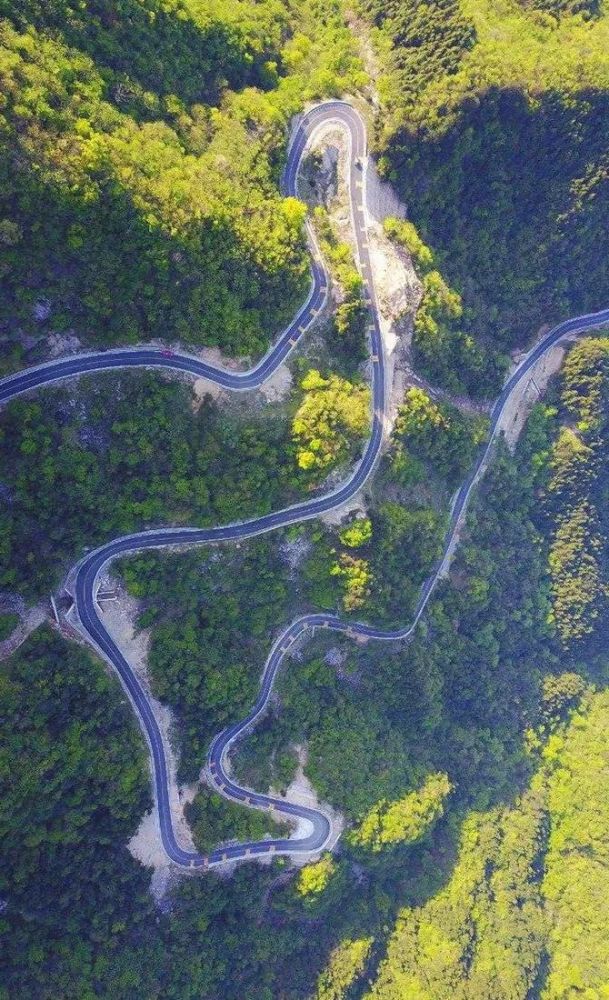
[383,216,435,272]
[391,387,488,489]
[396,387,447,436]
[547,501,605,643]
[410,271,492,396]
[560,336,609,431]
[330,552,371,611]
[366,783,549,999]
[547,426,594,500]
[365,676,609,1000]
[349,773,451,852]
[454,0,609,108]
[415,271,463,340]
[312,206,368,367]
[544,339,609,646]
[541,690,609,999]
[339,516,372,548]
[314,206,365,297]
[292,369,370,471]
[0,1,366,356]
[316,937,374,1000]
[296,854,337,899]
[376,0,609,138]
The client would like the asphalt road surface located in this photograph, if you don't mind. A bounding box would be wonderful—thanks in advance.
[2,101,609,869]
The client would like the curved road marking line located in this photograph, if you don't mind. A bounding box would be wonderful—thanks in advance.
[2,101,609,869]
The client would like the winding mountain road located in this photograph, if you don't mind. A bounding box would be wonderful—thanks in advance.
[2,101,609,869]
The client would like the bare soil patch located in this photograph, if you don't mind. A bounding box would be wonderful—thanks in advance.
[0,595,47,661]
[271,746,345,863]
[83,581,199,884]
[259,362,293,403]
[300,120,421,437]
[499,329,572,450]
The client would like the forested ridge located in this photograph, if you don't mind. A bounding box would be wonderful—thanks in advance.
[352,343,609,998]
[361,0,609,395]
[4,0,609,997]
[0,0,365,372]
[6,338,609,998]
[0,366,369,601]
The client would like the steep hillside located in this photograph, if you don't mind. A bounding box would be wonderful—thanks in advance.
[361,0,609,394]
[4,2,609,998]
[367,686,609,1000]
[0,0,364,370]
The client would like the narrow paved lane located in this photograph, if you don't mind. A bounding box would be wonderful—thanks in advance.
[2,101,609,869]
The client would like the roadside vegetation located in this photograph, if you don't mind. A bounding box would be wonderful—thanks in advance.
[7,344,609,997]
[119,538,291,781]
[186,789,288,854]
[0,369,370,600]
[1,631,369,1000]
[292,368,370,472]
[298,387,485,620]
[311,206,369,374]
[363,0,609,395]
[0,0,366,373]
[5,0,609,997]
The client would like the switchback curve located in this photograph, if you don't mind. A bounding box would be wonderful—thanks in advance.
[2,101,609,869]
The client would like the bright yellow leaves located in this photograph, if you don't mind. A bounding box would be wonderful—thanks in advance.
[348,773,452,852]
[296,853,337,898]
[330,553,371,611]
[293,369,370,472]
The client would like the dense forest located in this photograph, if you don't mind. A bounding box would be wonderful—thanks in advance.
[0,0,365,373]
[4,0,609,997]
[120,538,292,781]
[1,630,382,998]
[6,340,609,998]
[362,0,609,395]
[0,366,369,600]
[368,687,609,999]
